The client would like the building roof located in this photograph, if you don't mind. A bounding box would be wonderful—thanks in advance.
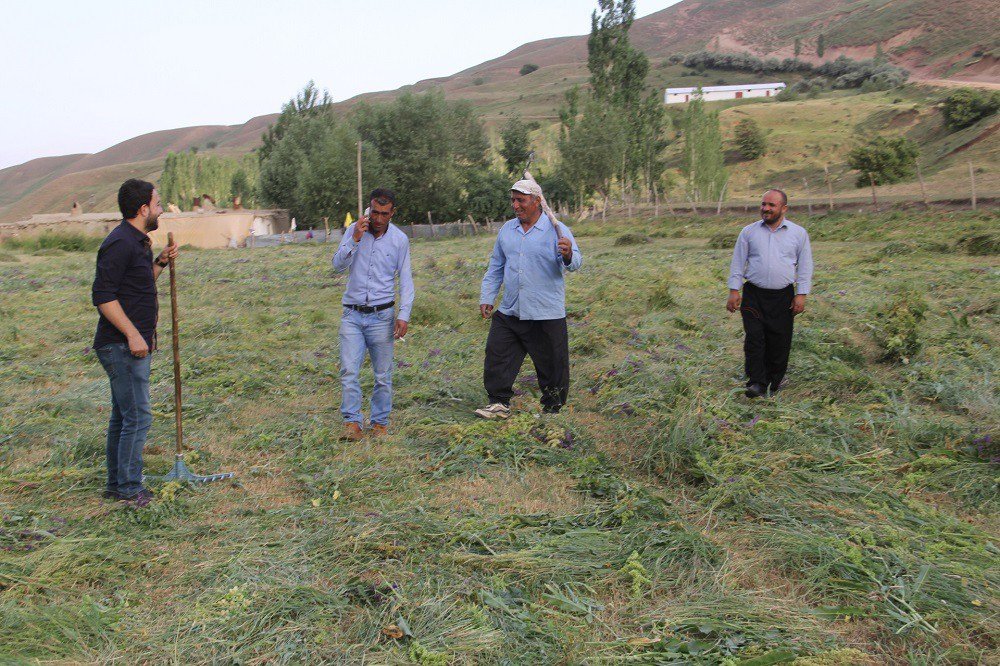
[665,83,786,95]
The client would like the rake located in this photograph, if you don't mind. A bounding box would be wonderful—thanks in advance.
[151,232,234,484]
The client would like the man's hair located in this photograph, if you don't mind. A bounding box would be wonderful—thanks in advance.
[369,187,396,208]
[118,179,155,219]
[764,188,788,206]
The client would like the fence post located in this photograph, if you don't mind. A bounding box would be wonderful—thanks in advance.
[916,162,928,208]
[824,165,834,212]
[868,172,879,214]
[803,177,813,216]
[427,211,435,237]
[968,162,977,211]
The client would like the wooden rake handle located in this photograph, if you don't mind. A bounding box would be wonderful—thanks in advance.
[167,232,184,457]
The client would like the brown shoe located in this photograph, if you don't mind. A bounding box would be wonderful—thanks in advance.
[341,422,363,441]
[369,424,388,437]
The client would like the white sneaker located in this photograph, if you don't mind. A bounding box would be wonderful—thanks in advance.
[474,403,511,420]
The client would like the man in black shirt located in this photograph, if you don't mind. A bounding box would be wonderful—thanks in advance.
[91,179,177,506]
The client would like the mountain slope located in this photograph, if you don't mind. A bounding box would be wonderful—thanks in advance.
[2,0,996,222]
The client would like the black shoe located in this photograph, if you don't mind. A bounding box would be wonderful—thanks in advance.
[102,489,121,500]
[745,383,766,398]
[118,488,154,508]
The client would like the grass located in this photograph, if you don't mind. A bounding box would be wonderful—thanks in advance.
[0,208,997,663]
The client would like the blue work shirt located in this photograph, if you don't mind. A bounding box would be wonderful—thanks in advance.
[332,222,414,321]
[728,218,813,294]
[480,213,582,320]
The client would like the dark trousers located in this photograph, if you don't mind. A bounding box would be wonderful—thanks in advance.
[741,282,795,390]
[484,312,569,409]
[95,342,152,497]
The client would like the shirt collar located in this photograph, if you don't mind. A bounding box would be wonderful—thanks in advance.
[514,212,550,235]
[120,219,152,246]
[760,218,788,231]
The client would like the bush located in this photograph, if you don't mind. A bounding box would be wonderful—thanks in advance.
[2,233,103,253]
[869,290,927,363]
[614,233,650,246]
[733,118,766,160]
[519,63,539,76]
[847,136,919,187]
[941,88,1000,130]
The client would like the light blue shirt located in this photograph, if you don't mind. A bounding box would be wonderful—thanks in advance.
[728,218,813,294]
[332,222,414,321]
[480,213,582,320]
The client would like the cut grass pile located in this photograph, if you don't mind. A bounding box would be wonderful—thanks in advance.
[0,209,997,663]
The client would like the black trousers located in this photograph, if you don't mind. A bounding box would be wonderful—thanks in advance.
[484,312,569,409]
[741,282,795,390]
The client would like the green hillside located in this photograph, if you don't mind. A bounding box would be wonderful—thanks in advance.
[1,209,997,662]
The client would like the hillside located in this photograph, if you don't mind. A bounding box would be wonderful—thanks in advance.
[0,210,997,662]
[1,0,996,222]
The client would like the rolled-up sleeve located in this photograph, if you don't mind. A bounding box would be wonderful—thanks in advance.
[91,239,129,306]
[397,239,414,322]
[796,230,813,295]
[727,228,749,291]
[480,231,506,305]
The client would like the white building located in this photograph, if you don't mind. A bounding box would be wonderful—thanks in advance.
[664,82,786,104]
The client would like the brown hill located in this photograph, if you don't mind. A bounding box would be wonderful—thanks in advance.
[2,0,995,222]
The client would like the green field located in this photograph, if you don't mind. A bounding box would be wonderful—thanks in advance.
[1,210,998,663]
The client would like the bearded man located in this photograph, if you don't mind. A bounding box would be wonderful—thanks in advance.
[91,179,177,506]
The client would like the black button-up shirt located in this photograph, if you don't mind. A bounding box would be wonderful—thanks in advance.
[91,221,158,350]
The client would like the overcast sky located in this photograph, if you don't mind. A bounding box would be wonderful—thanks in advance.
[0,0,678,169]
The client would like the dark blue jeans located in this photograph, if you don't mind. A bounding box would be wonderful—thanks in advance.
[95,343,152,497]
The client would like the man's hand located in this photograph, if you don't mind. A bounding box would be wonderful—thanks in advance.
[791,294,807,316]
[394,319,408,340]
[557,237,572,262]
[127,332,149,359]
[726,290,742,313]
[157,241,179,266]
[480,304,494,319]
[352,216,370,242]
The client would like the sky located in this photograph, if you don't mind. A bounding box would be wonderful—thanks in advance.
[0,0,678,170]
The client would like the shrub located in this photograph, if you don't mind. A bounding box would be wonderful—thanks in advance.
[847,136,919,187]
[869,290,927,363]
[519,63,539,76]
[941,88,1000,131]
[733,118,766,160]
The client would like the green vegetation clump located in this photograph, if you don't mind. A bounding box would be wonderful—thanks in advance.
[647,278,676,310]
[847,135,919,187]
[734,117,766,160]
[941,87,1000,130]
[1,233,102,253]
[707,231,737,249]
[956,232,999,256]
[519,63,539,76]
[614,232,649,246]
[869,289,927,362]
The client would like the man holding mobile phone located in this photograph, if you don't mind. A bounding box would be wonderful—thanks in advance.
[332,188,414,440]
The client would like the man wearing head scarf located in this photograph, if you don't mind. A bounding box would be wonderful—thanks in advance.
[475,178,582,419]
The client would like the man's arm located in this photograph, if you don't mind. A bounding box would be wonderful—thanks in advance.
[92,240,148,357]
[332,222,364,272]
[152,241,179,280]
[792,230,813,315]
[726,228,749,313]
[479,229,506,318]
[395,239,414,339]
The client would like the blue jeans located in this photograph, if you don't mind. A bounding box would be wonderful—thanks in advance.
[339,307,395,426]
[95,343,152,497]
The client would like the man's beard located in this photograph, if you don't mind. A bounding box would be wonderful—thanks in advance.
[145,214,160,232]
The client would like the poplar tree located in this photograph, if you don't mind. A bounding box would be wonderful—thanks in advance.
[681,93,727,202]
